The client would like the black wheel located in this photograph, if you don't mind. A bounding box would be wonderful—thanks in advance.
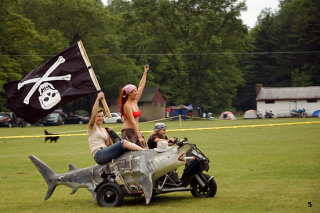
[191,174,217,198]
[96,183,124,207]
[116,119,122,123]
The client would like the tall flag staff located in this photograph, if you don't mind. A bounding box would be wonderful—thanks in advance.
[78,40,111,118]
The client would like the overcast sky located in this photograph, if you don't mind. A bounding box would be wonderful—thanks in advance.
[102,0,280,29]
[240,0,280,28]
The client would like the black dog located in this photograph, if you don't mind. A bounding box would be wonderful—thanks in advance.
[44,130,60,143]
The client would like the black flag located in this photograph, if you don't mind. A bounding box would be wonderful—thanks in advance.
[3,41,100,124]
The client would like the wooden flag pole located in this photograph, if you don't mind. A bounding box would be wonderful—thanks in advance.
[79,40,111,118]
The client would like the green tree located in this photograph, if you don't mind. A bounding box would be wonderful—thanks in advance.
[275,0,320,86]
[291,69,313,87]
[14,0,142,112]
[0,0,43,111]
[110,0,248,114]
[236,0,320,111]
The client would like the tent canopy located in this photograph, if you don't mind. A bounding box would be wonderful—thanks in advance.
[243,110,257,119]
[219,111,236,120]
[311,110,320,117]
[187,104,193,110]
[171,105,192,110]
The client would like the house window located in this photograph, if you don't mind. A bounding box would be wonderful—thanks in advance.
[154,102,158,107]
[307,99,317,103]
[265,100,275,104]
[161,103,165,107]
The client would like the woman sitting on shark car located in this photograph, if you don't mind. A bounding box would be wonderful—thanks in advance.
[88,92,146,164]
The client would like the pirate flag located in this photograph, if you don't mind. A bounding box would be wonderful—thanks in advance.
[3,41,100,124]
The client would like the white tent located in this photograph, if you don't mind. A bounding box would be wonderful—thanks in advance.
[243,110,257,119]
[219,111,236,120]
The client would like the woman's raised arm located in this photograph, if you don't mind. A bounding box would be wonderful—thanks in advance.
[88,92,104,129]
[135,65,149,102]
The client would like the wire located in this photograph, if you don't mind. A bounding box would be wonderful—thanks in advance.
[1,51,319,57]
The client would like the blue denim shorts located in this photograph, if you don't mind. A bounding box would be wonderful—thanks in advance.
[94,140,126,164]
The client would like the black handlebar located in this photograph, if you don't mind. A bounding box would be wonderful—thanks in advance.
[172,137,188,147]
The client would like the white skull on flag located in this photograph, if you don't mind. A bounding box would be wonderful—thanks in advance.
[38,82,61,109]
[3,41,100,124]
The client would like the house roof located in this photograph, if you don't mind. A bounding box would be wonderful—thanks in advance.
[256,86,320,100]
[140,88,166,102]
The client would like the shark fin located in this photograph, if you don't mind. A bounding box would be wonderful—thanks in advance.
[69,164,78,171]
[90,190,96,201]
[138,174,153,204]
[29,154,58,200]
[71,187,79,194]
[45,184,57,200]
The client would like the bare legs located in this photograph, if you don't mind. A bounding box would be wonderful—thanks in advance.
[123,140,147,151]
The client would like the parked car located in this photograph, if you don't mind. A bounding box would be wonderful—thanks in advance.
[64,115,89,124]
[0,112,16,128]
[104,112,123,123]
[43,113,64,126]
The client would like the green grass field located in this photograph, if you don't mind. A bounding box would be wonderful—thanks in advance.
[0,118,319,212]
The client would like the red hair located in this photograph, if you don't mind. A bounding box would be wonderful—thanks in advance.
[118,89,128,116]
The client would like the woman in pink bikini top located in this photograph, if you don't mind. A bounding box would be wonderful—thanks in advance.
[119,65,149,148]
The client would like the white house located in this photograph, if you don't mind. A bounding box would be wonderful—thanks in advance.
[256,84,320,118]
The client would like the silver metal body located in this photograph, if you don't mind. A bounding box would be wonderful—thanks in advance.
[29,143,192,204]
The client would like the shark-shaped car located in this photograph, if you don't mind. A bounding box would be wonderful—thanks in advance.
[29,132,217,207]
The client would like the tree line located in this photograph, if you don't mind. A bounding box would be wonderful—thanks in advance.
[1,0,319,115]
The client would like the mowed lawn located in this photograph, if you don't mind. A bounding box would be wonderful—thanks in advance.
[0,118,319,212]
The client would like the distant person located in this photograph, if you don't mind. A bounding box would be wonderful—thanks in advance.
[88,92,145,164]
[147,123,175,149]
[119,65,149,148]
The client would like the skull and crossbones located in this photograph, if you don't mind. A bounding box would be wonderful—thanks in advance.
[18,56,71,110]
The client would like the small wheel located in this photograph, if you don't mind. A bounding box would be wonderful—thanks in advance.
[191,174,217,198]
[116,119,122,123]
[96,182,124,207]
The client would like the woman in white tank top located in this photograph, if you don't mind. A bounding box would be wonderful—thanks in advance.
[88,92,145,164]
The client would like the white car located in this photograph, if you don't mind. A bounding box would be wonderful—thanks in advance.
[104,112,123,123]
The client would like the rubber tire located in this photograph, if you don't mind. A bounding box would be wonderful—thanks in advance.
[96,182,124,207]
[117,119,122,123]
[191,174,217,198]
[8,122,12,128]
